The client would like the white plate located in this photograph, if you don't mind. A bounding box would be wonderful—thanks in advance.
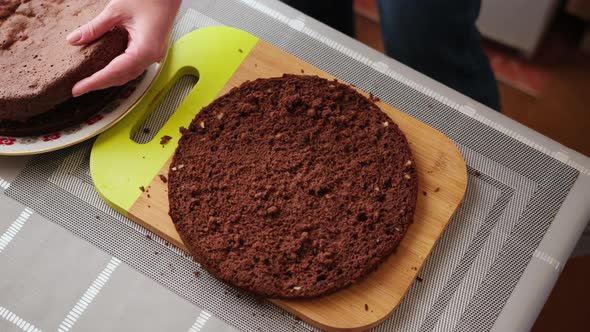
[0,63,161,156]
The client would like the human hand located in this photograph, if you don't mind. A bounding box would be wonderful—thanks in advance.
[67,0,181,97]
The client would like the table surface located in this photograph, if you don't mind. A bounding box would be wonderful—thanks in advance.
[1,1,589,332]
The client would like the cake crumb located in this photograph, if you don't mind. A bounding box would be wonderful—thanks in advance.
[300,69,305,74]
[364,304,369,311]
[146,234,152,240]
[422,191,427,196]
[95,216,100,220]
[139,186,146,192]
[474,170,482,177]
[142,128,151,134]
[383,121,389,127]
[416,276,424,282]
[369,93,380,102]
[238,48,243,53]
[193,271,200,278]
[160,135,172,146]
[159,174,168,183]
[266,206,280,216]
[434,187,441,192]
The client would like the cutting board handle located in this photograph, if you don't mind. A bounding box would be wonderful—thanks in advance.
[90,27,259,214]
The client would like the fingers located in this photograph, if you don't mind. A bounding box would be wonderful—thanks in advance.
[67,6,121,45]
[72,29,167,97]
[72,52,146,97]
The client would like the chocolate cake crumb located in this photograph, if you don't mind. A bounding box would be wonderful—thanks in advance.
[160,135,172,146]
[145,234,152,240]
[194,271,200,278]
[143,128,151,134]
[364,304,369,311]
[159,174,168,183]
[416,276,424,282]
[474,170,482,177]
[369,93,380,102]
[300,69,305,74]
[422,191,428,196]
[139,186,146,192]
[434,187,441,193]
[168,75,418,299]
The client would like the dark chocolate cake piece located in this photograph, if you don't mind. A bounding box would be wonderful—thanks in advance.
[168,75,418,299]
[0,0,128,135]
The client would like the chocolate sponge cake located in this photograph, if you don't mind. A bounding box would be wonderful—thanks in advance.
[168,75,418,299]
[0,0,127,135]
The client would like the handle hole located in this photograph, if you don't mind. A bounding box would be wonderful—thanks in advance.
[133,75,198,144]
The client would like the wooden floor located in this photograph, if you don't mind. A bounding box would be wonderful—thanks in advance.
[353,12,590,332]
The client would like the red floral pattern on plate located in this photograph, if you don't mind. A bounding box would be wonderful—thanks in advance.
[42,133,61,142]
[0,138,17,146]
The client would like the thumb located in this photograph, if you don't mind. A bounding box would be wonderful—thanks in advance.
[67,7,121,45]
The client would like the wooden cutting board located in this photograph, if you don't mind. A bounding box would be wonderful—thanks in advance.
[90,27,467,332]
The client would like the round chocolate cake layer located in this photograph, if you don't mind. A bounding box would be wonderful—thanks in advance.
[0,0,128,123]
[0,85,122,137]
[168,75,418,299]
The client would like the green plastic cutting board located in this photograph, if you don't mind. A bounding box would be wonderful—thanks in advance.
[90,27,258,215]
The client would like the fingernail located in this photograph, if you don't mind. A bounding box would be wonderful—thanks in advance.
[67,29,82,43]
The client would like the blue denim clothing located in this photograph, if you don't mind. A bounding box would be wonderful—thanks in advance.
[283,0,500,110]
[377,0,500,110]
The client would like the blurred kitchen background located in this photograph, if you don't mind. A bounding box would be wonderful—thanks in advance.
[349,0,589,330]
